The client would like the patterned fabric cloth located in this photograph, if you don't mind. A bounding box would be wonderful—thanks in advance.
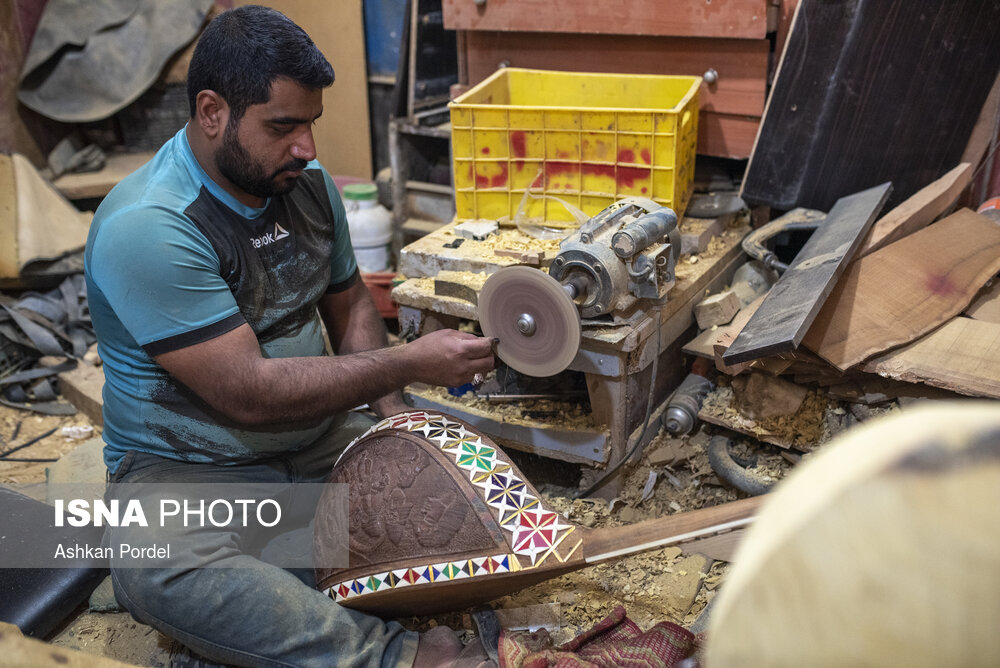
[499,605,697,668]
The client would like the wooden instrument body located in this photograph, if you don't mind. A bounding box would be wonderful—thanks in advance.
[315,411,758,616]
[315,411,586,615]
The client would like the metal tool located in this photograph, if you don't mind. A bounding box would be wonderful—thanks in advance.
[479,198,681,376]
[662,368,714,436]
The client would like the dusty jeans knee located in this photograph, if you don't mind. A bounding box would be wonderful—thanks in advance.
[106,413,417,668]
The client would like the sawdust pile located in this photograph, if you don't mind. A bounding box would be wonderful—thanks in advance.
[701,382,829,450]
[446,227,564,261]
[414,384,601,431]
[675,226,744,283]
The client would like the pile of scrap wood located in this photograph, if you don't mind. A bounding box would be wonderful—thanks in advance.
[682,163,1000,445]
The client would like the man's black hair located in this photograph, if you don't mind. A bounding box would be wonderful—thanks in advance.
[186,5,334,121]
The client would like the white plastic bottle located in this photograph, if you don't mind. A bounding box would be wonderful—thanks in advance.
[342,183,392,273]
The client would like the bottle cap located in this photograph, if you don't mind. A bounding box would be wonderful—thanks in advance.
[342,183,378,200]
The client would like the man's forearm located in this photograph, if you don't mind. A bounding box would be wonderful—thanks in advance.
[229,346,412,424]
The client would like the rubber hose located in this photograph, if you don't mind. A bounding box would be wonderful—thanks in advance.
[706,435,774,496]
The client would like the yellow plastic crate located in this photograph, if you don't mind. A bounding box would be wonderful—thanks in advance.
[450,68,700,224]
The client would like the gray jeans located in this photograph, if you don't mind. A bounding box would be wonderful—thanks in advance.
[106,412,418,668]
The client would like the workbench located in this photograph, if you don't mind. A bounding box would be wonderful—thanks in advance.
[392,218,750,471]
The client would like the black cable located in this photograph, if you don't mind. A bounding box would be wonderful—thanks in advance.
[0,457,58,462]
[0,426,59,458]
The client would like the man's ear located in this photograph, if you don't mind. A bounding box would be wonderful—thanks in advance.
[195,90,229,140]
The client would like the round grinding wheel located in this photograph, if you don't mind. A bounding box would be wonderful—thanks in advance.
[479,266,581,377]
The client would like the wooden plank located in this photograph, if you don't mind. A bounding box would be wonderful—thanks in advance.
[58,362,106,427]
[51,151,154,200]
[856,163,972,257]
[862,317,1000,399]
[697,112,762,159]
[741,0,1000,212]
[695,290,741,329]
[462,31,769,119]
[444,0,769,39]
[680,213,733,255]
[803,209,1000,371]
[966,279,1000,324]
[723,183,891,366]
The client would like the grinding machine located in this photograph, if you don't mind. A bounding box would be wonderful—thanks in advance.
[479,197,682,378]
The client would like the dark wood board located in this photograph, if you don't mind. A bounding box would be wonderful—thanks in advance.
[722,183,891,365]
[740,0,1000,212]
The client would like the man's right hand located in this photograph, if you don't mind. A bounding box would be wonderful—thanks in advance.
[404,329,497,388]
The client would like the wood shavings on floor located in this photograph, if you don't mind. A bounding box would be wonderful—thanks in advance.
[415,384,601,430]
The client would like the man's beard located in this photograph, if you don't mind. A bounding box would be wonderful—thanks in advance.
[215,122,308,200]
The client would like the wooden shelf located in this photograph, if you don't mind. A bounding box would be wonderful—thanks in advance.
[52,151,155,200]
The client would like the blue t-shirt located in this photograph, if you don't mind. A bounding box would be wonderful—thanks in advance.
[84,127,359,472]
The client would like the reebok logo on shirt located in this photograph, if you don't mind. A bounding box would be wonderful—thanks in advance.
[250,223,290,248]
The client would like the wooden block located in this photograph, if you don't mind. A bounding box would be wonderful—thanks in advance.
[663,554,712,618]
[493,248,544,266]
[804,209,1000,371]
[454,220,499,240]
[862,317,1000,399]
[966,279,1000,324]
[58,362,105,427]
[856,163,972,257]
[723,183,892,365]
[681,214,730,255]
[695,290,741,329]
[647,441,688,467]
[711,294,767,375]
[732,372,808,420]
